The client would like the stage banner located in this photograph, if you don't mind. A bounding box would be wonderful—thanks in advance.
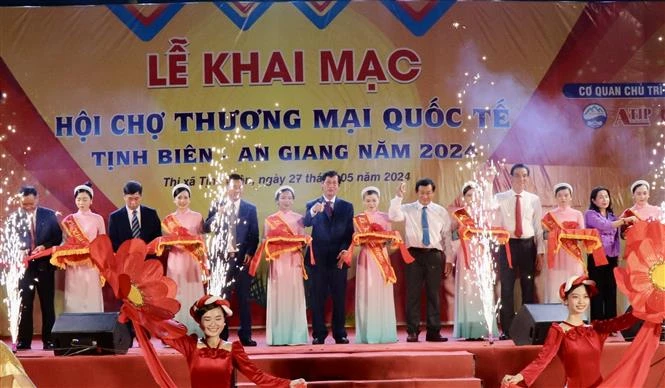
[1,1,664,333]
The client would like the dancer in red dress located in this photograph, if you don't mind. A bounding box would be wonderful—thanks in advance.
[163,295,306,388]
[89,234,305,388]
[501,275,638,388]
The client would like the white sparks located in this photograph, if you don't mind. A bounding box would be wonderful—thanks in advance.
[1,201,29,344]
[468,162,502,343]
[200,130,253,298]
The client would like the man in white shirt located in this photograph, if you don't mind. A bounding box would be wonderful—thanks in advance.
[389,179,453,342]
[494,163,544,338]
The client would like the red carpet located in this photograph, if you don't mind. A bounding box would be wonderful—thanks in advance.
[10,328,665,387]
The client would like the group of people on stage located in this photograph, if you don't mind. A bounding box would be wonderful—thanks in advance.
[488,164,655,339]
[12,164,660,354]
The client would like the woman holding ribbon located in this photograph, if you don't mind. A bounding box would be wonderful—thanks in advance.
[452,182,503,339]
[540,183,586,303]
[584,187,636,321]
[620,180,662,237]
[153,184,206,334]
[341,186,414,344]
[352,187,397,343]
[55,183,105,313]
[249,186,311,345]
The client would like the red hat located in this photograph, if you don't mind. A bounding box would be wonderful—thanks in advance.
[559,275,598,301]
[189,295,233,323]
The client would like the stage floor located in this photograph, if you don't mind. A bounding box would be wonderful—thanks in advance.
[8,327,665,388]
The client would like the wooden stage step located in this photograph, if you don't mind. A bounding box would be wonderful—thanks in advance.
[239,350,476,383]
[15,340,665,388]
[19,349,476,387]
[239,377,482,387]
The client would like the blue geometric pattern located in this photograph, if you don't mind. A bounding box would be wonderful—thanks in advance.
[107,4,184,42]
[292,1,350,30]
[214,2,273,31]
[107,1,456,40]
[379,0,456,37]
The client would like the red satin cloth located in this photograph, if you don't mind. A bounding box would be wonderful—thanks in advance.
[164,335,290,388]
[519,313,639,388]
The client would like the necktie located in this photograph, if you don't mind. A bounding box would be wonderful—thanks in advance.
[131,209,141,238]
[228,203,237,251]
[29,213,36,250]
[515,194,523,238]
[324,201,333,217]
[421,206,430,246]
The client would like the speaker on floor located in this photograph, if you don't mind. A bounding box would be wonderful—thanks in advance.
[621,306,665,342]
[510,303,568,346]
[51,312,131,356]
[620,306,644,342]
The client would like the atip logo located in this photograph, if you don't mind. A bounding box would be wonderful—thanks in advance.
[583,103,607,129]
[614,107,652,126]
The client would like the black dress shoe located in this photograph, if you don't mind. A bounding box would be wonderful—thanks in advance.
[312,337,325,345]
[425,334,448,342]
[15,341,31,350]
[240,338,257,347]
[43,341,56,350]
[406,333,419,342]
[334,337,349,344]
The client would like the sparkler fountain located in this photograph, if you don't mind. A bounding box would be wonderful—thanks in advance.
[201,126,256,298]
[461,158,502,344]
[0,89,31,352]
[452,44,508,343]
[0,193,29,352]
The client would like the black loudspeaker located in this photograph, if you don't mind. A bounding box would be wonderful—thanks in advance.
[51,312,132,356]
[621,306,641,341]
[510,304,568,345]
[619,305,652,342]
[621,306,665,342]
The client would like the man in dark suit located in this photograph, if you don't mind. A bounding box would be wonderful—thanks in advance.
[107,180,162,252]
[16,186,62,350]
[106,180,161,331]
[204,173,259,346]
[304,170,354,345]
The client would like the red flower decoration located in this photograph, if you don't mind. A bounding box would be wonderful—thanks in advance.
[89,235,185,338]
[614,221,665,323]
[90,235,187,388]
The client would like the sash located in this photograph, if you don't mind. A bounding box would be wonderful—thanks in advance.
[541,212,607,271]
[453,208,511,268]
[342,213,414,284]
[249,213,313,279]
[23,214,105,285]
[147,214,208,280]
